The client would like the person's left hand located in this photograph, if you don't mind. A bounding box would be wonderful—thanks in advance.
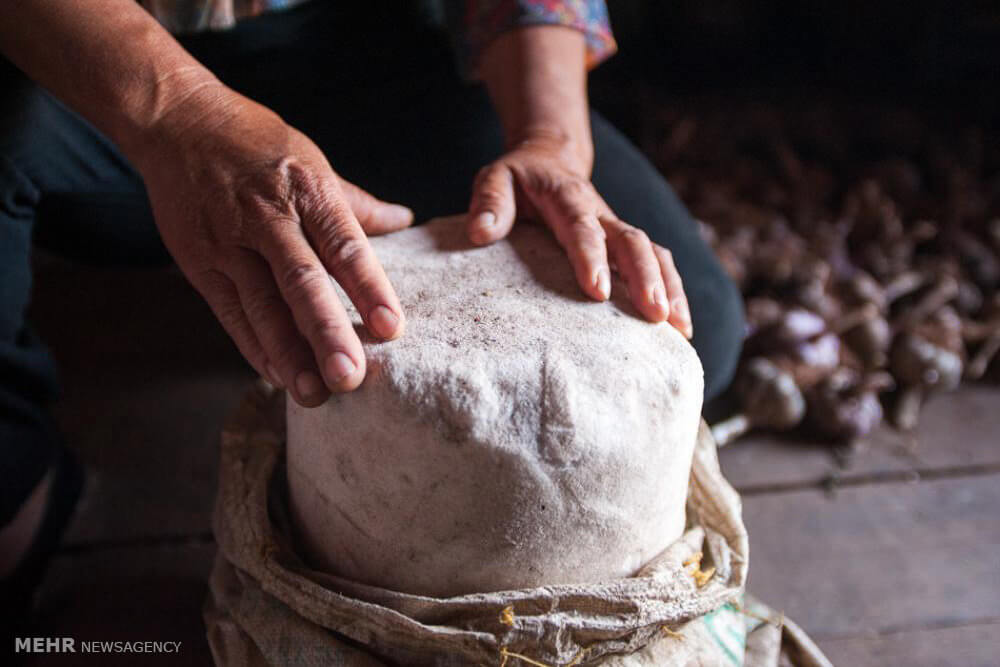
[464,135,692,338]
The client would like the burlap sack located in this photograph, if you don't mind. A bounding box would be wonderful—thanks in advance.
[204,382,832,666]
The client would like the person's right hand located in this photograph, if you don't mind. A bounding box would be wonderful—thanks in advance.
[134,87,412,407]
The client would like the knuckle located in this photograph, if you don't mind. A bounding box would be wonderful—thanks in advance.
[197,272,243,324]
[621,227,650,245]
[308,317,350,344]
[473,164,500,189]
[241,288,283,323]
[193,267,227,293]
[567,213,596,230]
[214,300,246,329]
[281,262,326,298]
[567,216,606,245]
[245,216,297,255]
[558,178,589,199]
[475,188,506,210]
[323,234,369,273]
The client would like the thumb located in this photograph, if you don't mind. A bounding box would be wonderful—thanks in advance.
[467,162,516,245]
[339,180,414,235]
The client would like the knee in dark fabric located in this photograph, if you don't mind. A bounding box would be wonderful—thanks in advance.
[692,265,745,400]
[0,160,40,343]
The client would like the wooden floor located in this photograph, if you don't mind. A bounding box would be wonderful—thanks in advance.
[21,258,1000,666]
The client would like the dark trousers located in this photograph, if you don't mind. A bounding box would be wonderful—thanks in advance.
[0,2,743,525]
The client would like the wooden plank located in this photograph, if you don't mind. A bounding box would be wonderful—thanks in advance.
[840,384,1000,475]
[718,434,838,490]
[28,543,216,666]
[742,474,1000,639]
[817,621,1000,667]
[719,384,1000,491]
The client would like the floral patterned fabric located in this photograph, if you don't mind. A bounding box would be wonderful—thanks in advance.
[140,0,616,74]
[444,0,616,73]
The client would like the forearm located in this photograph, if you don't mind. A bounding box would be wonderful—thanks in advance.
[480,25,592,173]
[0,0,227,164]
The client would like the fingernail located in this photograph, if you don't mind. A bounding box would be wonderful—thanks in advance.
[295,370,324,399]
[594,267,611,300]
[265,363,283,388]
[469,211,497,242]
[473,211,496,228]
[369,305,401,339]
[652,286,669,317]
[325,352,357,384]
[387,204,413,226]
[672,297,690,324]
[672,298,692,337]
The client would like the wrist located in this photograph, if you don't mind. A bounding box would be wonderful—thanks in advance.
[114,67,234,171]
[510,124,594,176]
[481,25,593,175]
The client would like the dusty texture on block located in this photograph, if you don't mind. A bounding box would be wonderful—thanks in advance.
[286,217,704,598]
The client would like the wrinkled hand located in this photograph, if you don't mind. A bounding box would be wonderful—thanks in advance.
[465,136,692,338]
[137,91,412,406]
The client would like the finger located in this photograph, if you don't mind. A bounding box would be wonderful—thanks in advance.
[225,248,329,406]
[534,179,610,301]
[301,196,406,343]
[603,219,669,322]
[339,180,413,236]
[654,244,693,338]
[194,268,277,385]
[467,162,517,245]
[255,219,367,393]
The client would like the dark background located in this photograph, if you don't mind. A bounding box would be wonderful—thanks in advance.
[594,0,998,128]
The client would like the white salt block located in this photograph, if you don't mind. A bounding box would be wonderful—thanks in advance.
[286,217,704,598]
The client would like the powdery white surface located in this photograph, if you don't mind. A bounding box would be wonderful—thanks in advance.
[286,217,704,598]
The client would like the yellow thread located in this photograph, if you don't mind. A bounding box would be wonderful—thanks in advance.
[500,606,516,627]
[682,551,703,568]
[693,566,716,587]
[733,602,785,628]
[499,647,555,667]
[660,625,684,640]
[683,551,715,587]
[498,646,588,667]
